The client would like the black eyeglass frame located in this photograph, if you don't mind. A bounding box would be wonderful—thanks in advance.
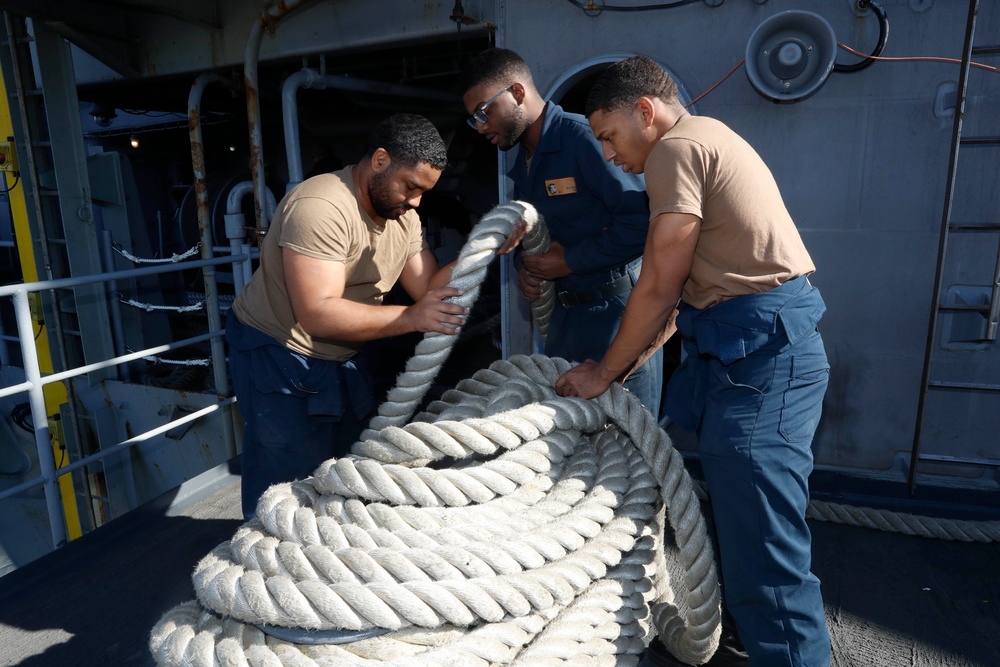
[466,84,514,129]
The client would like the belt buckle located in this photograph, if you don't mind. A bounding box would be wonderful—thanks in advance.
[557,290,578,308]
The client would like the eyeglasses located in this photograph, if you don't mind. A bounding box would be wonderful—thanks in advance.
[466,84,513,129]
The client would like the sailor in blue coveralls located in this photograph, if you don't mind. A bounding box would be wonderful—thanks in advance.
[460,48,662,414]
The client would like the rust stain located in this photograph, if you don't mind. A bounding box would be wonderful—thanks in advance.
[245,79,264,234]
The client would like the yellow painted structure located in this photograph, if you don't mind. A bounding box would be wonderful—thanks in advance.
[0,64,82,540]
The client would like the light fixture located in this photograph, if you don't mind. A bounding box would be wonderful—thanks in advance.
[89,103,117,127]
[130,133,139,148]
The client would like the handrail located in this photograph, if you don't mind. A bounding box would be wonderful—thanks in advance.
[0,330,223,398]
[0,253,241,297]
[60,398,237,477]
[0,398,236,504]
[0,251,249,549]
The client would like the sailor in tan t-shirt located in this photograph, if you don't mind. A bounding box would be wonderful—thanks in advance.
[232,167,430,362]
[644,114,815,311]
[557,57,832,667]
[228,114,522,519]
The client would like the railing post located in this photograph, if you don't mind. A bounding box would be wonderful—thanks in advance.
[12,289,68,548]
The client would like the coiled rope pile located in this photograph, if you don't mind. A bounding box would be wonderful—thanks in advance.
[150,201,723,667]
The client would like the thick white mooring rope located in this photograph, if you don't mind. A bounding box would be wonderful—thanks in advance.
[805,500,1000,543]
[361,201,553,442]
[149,201,723,667]
[149,199,999,667]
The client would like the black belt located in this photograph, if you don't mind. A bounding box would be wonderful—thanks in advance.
[556,273,633,308]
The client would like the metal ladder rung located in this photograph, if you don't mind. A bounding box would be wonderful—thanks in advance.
[948,222,1000,231]
[917,454,1000,467]
[936,303,990,312]
[927,380,1000,392]
[960,136,1000,146]
[971,45,1000,55]
[0,36,35,47]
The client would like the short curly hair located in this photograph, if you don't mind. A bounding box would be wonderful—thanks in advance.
[458,47,535,94]
[585,55,678,117]
[364,114,448,170]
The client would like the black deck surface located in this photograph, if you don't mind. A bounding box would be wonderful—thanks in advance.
[1,467,998,667]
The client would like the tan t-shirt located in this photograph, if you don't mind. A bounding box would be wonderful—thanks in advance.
[232,166,427,360]
[645,115,815,310]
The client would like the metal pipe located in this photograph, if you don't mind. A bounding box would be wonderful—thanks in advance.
[224,180,273,294]
[12,291,67,548]
[245,0,313,234]
[188,72,235,453]
[226,180,255,215]
[226,179,276,219]
[281,67,456,190]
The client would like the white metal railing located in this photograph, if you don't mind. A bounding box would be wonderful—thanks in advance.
[0,252,248,549]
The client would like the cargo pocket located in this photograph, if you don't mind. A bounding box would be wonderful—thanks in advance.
[779,352,829,444]
[251,346,345,423]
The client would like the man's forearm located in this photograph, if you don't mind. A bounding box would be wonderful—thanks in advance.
[594,284,678,384]
[426,260,456,292]
[298,299,418,342]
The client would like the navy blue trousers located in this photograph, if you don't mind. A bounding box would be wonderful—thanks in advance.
[663,277,831,666]
[694,330,830,666]
[226,314,374,519]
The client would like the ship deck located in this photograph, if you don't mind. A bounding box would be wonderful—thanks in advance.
[1,456,998,667]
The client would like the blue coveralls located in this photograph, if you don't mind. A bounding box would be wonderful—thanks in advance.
[664,275,831,666]
[226,314,374,519]
[509,103,662,413]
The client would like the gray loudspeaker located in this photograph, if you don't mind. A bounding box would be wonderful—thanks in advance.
[745,10,837,103]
